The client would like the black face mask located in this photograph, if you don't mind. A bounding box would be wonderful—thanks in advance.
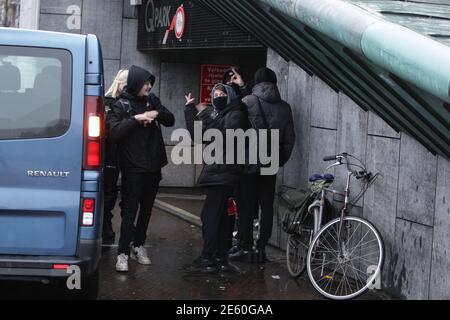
[213,96,228,111]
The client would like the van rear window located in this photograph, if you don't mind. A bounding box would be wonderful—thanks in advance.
[0,46,71,140]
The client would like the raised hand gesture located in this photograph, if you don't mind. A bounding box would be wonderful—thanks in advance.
[185,93,196,106]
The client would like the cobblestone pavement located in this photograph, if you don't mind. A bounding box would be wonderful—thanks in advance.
[0,202,384,300]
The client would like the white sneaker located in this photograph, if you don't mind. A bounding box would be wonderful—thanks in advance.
[116,254,129,272]
[131,246,152,265]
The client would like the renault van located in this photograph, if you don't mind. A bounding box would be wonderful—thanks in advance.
[0,28,104,299]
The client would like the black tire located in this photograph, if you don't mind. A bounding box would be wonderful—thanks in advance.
[64,267,100,300]
[286,208,314,278]
[78,267,100,300]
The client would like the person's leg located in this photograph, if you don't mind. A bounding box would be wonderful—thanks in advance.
[255,174,277,261]
[200,186,230,260]
[118,171,144,256]
[235,176,258,251]
[184,186,229,273]
[133,171,161,248]
[103,166,120,241]
[217,187,234,262]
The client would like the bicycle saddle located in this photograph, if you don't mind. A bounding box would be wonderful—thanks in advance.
[309,173,335,182]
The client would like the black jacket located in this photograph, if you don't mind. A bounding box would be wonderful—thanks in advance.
[109,66,175,172]
[185,99,249,187]
[243,82,295,167]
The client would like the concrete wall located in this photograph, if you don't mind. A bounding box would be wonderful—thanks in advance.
[267,48,450,300]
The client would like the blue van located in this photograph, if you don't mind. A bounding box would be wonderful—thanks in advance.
[0,28,104,299]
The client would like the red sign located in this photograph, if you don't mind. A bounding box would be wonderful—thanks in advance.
[174,5,186,39]
[199,64,230,105]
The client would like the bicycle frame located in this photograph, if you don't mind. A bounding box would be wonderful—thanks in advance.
[310,155,373,256]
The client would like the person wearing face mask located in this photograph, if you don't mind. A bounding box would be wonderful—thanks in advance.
[183,84,249,273]
[109,65,175,272]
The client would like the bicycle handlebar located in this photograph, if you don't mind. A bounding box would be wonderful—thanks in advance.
[323,155,338,162]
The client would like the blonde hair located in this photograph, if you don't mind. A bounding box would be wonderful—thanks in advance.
[106,69,128,99]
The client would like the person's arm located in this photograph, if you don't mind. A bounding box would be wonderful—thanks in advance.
[109,101,141,142]
[184,103,197,138]
[148,94,175,127]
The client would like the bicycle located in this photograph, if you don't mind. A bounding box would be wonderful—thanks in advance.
[286,152,384,300]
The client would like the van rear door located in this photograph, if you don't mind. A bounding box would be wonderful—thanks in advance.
[0,31,86,256]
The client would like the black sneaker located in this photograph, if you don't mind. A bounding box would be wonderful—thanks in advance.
[183,257,218,274]
[229,249,254,263]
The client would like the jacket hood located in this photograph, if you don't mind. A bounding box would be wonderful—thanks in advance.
[254,67,277,85]
[125,65,155,96]
[252,82,281,103]
[211,83,238,109]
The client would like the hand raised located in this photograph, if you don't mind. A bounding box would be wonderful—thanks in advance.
[231,68,245,87]
[185,93,196,105]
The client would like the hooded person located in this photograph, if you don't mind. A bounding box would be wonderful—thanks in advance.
[183,83,249,273]
[230,67,296,264]
[109,65,175,273]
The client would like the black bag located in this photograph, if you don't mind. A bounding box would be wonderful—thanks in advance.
[245,97,271,176]
[279,189,313,234]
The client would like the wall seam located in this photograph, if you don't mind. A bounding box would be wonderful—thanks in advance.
[427,155,440,299]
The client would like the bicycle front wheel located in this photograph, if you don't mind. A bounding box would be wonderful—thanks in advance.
[306,216,384,300]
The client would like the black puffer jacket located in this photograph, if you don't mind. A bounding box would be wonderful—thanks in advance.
[109,66,175,173]
[185,91,249,187]
[243,82,295,167]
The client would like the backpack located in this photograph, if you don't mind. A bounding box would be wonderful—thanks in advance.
[279,189,313,234]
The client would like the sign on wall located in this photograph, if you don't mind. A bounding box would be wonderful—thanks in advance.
[138,0,261,50]
[200,64,232,105]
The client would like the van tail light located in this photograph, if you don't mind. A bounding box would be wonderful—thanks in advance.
[83,96,104,170]
[81,198,95,227]
[53,264,70,270]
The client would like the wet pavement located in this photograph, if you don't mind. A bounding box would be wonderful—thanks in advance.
[0,196,385,300]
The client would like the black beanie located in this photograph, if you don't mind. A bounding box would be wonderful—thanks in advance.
[254,67,277,85]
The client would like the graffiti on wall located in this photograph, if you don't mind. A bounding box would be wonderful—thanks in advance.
[0,0,20,28]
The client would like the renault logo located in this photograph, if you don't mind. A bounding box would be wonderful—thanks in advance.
[27,171,70,178]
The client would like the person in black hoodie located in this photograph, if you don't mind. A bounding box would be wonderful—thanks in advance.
[109,65,175,272]
[183,84,249,273]
[230,67,295,264]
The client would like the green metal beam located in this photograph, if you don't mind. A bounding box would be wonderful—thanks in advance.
[259,0,450,104]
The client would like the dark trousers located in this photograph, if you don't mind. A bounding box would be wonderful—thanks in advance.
[201,186,234,260]
[118,170,161,255]
[236,175,277,251]
[103,165,120,231]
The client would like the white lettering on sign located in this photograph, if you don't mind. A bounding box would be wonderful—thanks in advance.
[66,5,81,30]
[145,0,171,33]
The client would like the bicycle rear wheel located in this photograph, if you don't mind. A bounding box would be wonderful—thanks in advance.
[306,216,383,300]
[286,209,314,278]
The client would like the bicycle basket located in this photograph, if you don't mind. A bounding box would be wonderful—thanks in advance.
[279,189,313,234]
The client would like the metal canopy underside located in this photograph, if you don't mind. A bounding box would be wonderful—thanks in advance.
[193,0,450,159]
